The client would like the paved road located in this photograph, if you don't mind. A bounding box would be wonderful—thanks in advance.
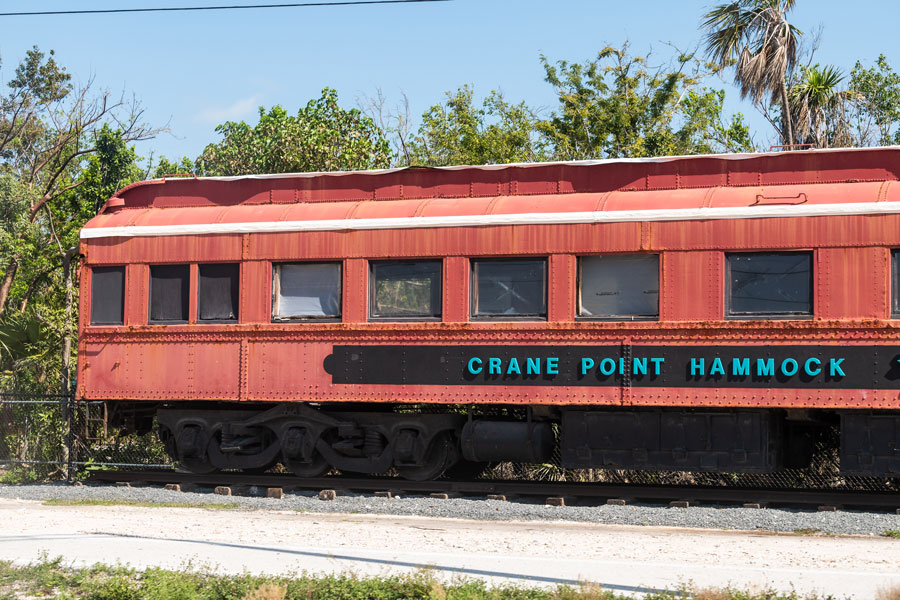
[1,499,899,597]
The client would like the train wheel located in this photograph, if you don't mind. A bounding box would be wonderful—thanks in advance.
[282,426,330,477]
[396,431,458,481]
[285,452,330,478]
[180,455,217,474]
[176,424,218,474]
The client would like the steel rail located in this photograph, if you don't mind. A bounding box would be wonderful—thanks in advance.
[87,470,900,511]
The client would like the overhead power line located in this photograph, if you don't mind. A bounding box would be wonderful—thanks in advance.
[0,0,449,17]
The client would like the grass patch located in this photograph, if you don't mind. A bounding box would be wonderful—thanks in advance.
[42,498,240,510]
[792,528,822,535]
[881,530,900,539]
[0,558,849,600]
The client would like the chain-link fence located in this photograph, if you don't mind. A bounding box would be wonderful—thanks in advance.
[1,395,898,491]
[483,425,900,492]
[0,393,172,483]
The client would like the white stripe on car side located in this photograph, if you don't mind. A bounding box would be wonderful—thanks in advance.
[80,201,900,239]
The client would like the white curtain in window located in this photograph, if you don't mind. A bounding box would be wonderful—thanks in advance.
[276,263,341,318]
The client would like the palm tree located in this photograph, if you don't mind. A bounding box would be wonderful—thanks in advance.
[702,0,802,146]
[790,65,847,148]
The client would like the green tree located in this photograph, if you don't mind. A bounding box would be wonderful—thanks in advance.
[702,0,802,146]
[679,88,755,154]
[0,46,157,317]
[848,55,900,146]
[0,47,155,392]
[537,45,754,159]
[407,85,546,166]
[789,64,847,148]
[151,155,195,179]
[197,88,391,175]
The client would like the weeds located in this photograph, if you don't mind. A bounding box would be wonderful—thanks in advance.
[881,530,900,539]
[875,584,900,600]
[0,559,857,600]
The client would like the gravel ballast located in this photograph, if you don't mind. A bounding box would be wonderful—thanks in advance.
[2,481,900,537]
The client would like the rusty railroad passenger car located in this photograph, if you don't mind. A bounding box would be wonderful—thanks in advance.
[77,147,900,479]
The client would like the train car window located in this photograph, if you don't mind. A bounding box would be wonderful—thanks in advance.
[149,264,189,323]
[90,266,125,325]
[198,263,240,322]
[579,254,659,320]
[273,262,342,320]
[471,258,547,319]
[893,250,900,318]
[370,260,442,320]
[726,252,812,318]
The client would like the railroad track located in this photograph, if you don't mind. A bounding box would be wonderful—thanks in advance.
[87,470,900,512]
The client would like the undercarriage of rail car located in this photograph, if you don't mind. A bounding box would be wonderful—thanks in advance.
[107,401,900,481]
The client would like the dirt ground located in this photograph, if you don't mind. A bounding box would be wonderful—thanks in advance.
[1,499,899,598]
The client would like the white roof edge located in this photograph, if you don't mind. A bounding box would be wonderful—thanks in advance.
[152,146,900,184]
[81,201,900,240]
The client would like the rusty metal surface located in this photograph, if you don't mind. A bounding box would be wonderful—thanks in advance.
[77,148,900,410]
[79,321,900,407]
[91,147,900,213]
[661,251,723,321]
[816,247,889,320]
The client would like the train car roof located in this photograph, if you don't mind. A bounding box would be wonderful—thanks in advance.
[82,146,900,240]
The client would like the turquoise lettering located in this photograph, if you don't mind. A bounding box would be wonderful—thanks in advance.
[599,358,616,376]
[710,357,725,376]
[633,357,647,376]
[506,357,521,375]
[546,357,559,375]
[804,357,821,376]
[690,358,705,376]
[619,357,625,375]
[467,357,483,375]
[732,358,749,376]
[830,358,845,377]
[757,358,774,377]
[526,357,541,375]
[650,358,664,375]
[580,357,594,375]
[488,357,501,375]
[781,358,798,376]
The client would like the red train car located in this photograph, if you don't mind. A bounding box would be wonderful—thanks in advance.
[78,147,900,479]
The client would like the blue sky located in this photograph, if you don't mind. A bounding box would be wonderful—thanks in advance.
[1,0,896,164]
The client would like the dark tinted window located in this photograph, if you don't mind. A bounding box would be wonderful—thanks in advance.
[90,266,125,325]
[579,255,659,319]
[893,250,900,318]
[198,263,239,322]
[472,258,546,318]
[727,252,812,318]
[149,265,189,322]
[273,262,341,320]
[370,261,442,319]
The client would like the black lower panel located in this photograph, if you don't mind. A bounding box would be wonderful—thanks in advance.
[560,409,778,472]
[841,413,900,475]
[324,344,900,390]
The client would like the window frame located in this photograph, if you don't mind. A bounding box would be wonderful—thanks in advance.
[197,262,240,324]
[148,263,190,325]
[725,251,814,320]
[271,261,343,323]
[892,249,900,319]
[576,253,660,322]
[89,265,126,326]
[368,259,443,322]
[470,257,548,321]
